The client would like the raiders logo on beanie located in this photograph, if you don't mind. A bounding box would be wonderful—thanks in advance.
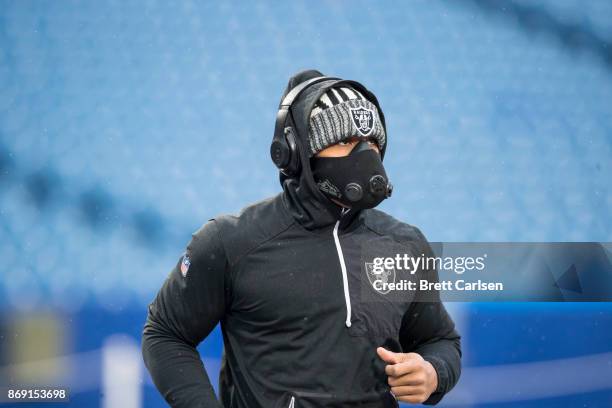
[308,86,386,156]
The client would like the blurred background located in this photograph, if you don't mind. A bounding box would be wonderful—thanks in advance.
[0,0,611,407]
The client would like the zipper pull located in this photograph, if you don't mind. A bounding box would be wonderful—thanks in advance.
[338,207,351,232]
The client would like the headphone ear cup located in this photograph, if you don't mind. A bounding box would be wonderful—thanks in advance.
[283,127,301,177]
[270,139,290,170]
[270,127,301,177]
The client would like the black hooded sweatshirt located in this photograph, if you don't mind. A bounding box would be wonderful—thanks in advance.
[142,70,461,408]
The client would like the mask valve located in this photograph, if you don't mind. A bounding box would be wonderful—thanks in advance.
[345,183,363,202]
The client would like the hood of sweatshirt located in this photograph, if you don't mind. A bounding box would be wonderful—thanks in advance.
[276,69,388,231]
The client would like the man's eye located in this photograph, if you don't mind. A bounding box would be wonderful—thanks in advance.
[338,140,351,146]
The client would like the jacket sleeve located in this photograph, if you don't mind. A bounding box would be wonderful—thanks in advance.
[399,229,462,405]
[142,219,229,408]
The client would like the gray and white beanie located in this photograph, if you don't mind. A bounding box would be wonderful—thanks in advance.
[308,86,386,156]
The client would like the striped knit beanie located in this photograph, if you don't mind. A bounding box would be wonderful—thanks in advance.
[308,86,386,156]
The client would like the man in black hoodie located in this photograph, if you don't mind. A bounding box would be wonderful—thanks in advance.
[142,70,461,408]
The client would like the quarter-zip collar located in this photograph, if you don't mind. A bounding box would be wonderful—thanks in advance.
[281,176,361,233]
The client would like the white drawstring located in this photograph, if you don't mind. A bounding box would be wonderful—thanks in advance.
[333,219,352,328]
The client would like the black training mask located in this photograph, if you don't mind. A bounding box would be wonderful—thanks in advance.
[311,140,393,210]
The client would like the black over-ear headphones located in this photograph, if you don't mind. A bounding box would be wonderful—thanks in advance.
[270,76,339,177]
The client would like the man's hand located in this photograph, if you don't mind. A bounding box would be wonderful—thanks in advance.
[376,347,438,404]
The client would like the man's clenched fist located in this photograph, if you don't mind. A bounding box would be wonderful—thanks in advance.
[376,347,438,404]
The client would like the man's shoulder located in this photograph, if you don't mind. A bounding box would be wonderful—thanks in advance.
[196,193,294,265]
[362,208,428,245]
[212,192,292,231]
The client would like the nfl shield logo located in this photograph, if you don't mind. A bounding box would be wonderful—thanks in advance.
[180,254,191,277]
[365,261,396,295]
[350,106,375,136]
